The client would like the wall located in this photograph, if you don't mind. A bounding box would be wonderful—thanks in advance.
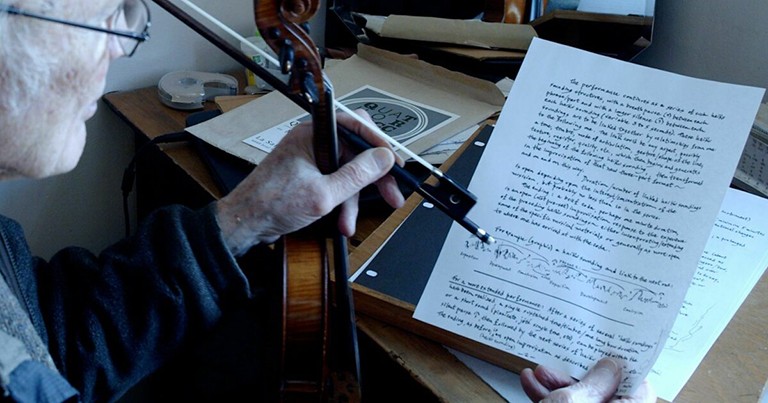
[634,1,768,103]
[0,0,763,259]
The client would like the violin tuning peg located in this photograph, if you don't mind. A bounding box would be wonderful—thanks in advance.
[299,71,319,103]
[279,39,294,74]
[266,27,281,40]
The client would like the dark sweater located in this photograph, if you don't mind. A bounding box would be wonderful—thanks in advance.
[0,204,254,402]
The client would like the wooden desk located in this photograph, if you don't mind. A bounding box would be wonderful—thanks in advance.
[103,87,768,402]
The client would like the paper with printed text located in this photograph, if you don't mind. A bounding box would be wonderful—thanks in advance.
[413,38,765,393]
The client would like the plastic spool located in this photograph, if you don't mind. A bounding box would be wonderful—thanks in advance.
[157,71,238,110]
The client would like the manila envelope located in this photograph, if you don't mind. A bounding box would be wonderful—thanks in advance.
[186,44,506,165]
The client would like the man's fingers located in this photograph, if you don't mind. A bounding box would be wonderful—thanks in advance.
[533,364,578,390]
[337,110,405,166]
[578,358,622,397]
[337,194,359,237]
[323,147,395,207]
[374,174,405,209]
[542,358,621,403]
[520,367,553,402]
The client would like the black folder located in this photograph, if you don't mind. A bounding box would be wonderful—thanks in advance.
[352,124,494,303]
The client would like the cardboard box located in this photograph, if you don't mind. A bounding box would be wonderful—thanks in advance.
[364,14,537,51]
[352,11,653,80]
[186,45,505,166]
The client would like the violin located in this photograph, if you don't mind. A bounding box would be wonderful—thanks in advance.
[154,1,360,400]
[483,0,527,24]
[252,0,361,400]
[151,1,493,401]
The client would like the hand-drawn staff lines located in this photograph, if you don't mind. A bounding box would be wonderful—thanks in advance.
[462,236,668,310]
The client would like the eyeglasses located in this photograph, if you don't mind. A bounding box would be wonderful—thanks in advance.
[0,0,151,57]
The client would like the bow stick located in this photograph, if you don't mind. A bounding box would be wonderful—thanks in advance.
[153,0,495,245]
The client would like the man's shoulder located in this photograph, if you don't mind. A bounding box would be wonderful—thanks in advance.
[0,214,30,267]
[0,213,36,309]
[0,213,21,231]
[0,215,27,250]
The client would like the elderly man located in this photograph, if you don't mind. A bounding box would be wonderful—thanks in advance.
[0,0,653,401]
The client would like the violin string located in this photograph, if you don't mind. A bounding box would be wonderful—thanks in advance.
[176,0,445,178]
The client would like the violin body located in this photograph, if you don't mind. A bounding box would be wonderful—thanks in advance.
[278,236,330,400]
[150,0,371,400]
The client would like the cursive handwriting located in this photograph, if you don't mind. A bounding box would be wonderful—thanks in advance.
[437,273,660,369]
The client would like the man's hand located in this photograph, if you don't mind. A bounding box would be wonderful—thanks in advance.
[520,358,656,403]
[215,110,405,255]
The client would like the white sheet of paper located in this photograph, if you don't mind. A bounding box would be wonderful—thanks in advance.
[419,125,479,164]
[445,188,768,400]
[577,0,653,16]
[649,188,768,400]
[413,38,764,394]
[447,348,529,402]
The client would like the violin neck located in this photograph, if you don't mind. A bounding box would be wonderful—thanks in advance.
[328,235,362,402]
[309,84,362,402]
[311,84,340,175]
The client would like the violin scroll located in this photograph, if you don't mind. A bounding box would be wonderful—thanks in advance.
[278,0,318,23]
[254,0,325,106]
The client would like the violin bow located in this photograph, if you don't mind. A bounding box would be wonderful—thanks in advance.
[153,1,363,400]
[149,1,495,400]
[151,0,494,246]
